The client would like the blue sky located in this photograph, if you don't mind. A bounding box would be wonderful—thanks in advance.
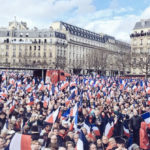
[0,0,150,42]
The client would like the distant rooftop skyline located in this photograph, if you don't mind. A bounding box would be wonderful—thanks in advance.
[0,0,150,42]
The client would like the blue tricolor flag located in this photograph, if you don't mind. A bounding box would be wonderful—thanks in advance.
[76,130,89,150]
[141,112,150,123]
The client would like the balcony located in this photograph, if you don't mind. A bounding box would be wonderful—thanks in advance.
[130,32,150,38]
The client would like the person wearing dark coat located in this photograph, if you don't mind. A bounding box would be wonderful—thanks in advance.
[129,110,143,145]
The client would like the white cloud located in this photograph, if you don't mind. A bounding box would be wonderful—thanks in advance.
[0,0,150,43]
[0,0,95,28]
[141,6,150,19]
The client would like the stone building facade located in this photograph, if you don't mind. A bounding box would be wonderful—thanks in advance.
[130,19,150,76]
[51,21,130,75]
[0,19,130,76]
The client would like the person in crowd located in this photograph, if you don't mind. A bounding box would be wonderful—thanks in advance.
[129,110,143,145]
[139,122,150,149]
[0,71,150,150]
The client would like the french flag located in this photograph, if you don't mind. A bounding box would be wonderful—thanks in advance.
[43,97,49,108]
[17,80,22,87]
[76,130,88,150]
[62,108,70,119]
[92,125,100,136]
[123,121,130,138]
[25,84,32,93]
[45,107,60,123]
[27,95,34,105]
[60,81,69,90]
[146,87,150,94]
[9,78,15,85]
[68,88,77,100]
[74,110,78,131]
[148,97,150,105]
[38,82,44,91]
[104,121,114,138]
[32,79,35,86]
[83,121,91,134]
[9,100,17,113]
[0,90,7,98]
[94,80,100,87]
[70,81,76,89]
[70,103,78,117]
[7,133,31,150]
[141,112,150,124]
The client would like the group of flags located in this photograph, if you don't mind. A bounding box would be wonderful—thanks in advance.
[1,71,150,150]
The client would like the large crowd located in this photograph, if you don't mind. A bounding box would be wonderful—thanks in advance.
[0,71,150,150]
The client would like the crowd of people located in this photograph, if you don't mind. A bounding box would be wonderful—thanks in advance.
[0,71,150,150]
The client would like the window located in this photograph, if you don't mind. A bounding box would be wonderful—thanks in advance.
[44,39,47,43]
[13,45,16,50]
[7,32,9,36]
[20,33,23,37]
[13,51,16,57]
[6,52,8,56]
[6,45,9,49]
[30,46,32,50]
[140,48,143,53]
[19,52,22,57]
[26,33,29,37]
[44,52,46,57]
[38,46,40,50]
[140,58,143,62]
[140,39,143,45]
[34,46,36,50]
[50,52,52,57]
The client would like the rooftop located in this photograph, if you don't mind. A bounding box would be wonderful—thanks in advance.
[134,19,150,30]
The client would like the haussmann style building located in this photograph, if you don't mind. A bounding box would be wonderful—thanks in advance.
[130,19,150,76]
[0,19,131,76]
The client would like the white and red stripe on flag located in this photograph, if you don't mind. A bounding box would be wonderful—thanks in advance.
[92,126,100,136]
[9,133,31,150]
[104,122,114,138]
[25,84,32,93]
[61,81,69,90]
[45,107,60,123]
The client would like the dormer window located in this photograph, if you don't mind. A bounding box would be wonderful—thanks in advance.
[26,33,29,37]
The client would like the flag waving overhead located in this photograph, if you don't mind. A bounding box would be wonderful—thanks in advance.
[104,121,114,138]
[76,130,89,150]
[141,112,150,124]
[8,133,31,150]
[45,107,60,123]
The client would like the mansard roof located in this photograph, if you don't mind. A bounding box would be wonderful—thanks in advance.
[60,21,105,43]
[134,19,150,30]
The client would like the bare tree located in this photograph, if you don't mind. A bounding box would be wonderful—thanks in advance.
[99,51,108,75]
[54,56,66,70]
[117,51,131,75]
[132,52,150,78]
[86,52,94,74]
